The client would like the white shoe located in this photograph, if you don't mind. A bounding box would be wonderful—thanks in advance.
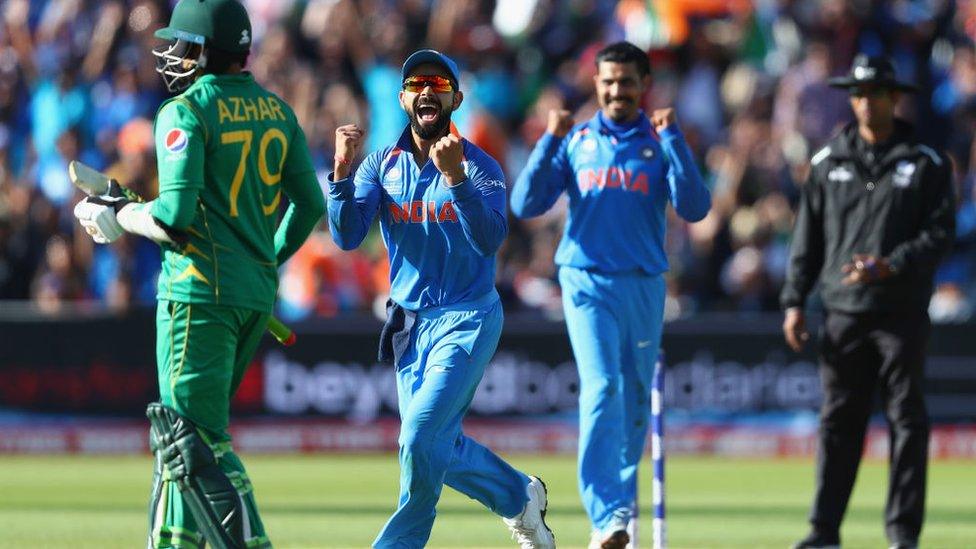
[503,476,556,548]
[588,509,630,549]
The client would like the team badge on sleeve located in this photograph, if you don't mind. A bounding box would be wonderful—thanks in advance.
[165,129,189,153]
[383,166,403,195]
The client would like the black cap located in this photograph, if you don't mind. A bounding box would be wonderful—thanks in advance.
[828,54,917,93]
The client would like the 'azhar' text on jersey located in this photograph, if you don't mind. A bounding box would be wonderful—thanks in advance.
[151,73,322,314]
[216,96,287,124]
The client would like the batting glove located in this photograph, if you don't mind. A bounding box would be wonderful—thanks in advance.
[73,195,126,243]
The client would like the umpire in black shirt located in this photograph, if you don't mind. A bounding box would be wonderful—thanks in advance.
[782,54,955,549]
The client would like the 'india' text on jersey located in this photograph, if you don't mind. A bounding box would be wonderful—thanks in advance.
[512,113,711,275]
[328,126,507,310]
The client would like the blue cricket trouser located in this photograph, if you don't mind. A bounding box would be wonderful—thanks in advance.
[559,266,666,531]
[373,292,530,548]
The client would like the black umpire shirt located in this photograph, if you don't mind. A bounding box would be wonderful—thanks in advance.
[781,120,956,313]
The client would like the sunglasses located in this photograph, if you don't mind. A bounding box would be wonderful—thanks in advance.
[402,75,454,93]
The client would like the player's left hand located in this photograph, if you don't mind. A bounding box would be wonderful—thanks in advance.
[650,108,677,133]
[73,195,126,244]
[431,134,466,187]
[86,191,131,213]
[841,254,893,285]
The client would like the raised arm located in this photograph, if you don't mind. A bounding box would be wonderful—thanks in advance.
[327,125,381,250]
[653,109,711,222]
[510,110,574,218]
[432,135,507,256]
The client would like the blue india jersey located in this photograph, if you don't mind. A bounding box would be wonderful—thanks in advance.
[511,111,711,275]
[327,126,507,310]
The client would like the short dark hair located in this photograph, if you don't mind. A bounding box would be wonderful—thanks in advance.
[204,46,249,74]
[595,41,650,78]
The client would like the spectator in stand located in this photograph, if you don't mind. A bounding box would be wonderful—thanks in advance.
[0,0,972,322]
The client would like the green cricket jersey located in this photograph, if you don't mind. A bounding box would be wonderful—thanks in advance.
[152,73,322,313]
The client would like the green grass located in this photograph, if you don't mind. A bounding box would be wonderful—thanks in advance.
[0,454,972,548]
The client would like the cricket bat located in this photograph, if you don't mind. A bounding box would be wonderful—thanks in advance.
[69,160,296,346]
[69,161,145,203]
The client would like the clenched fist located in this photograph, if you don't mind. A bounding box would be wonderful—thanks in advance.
[650,108,677,133]
[334,124,365,179]
[547,109,574,138]
[431,134,466,187]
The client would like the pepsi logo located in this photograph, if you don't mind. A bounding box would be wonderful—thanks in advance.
[165,129,188,153]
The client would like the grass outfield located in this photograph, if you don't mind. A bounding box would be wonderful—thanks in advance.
[0,454,972,548]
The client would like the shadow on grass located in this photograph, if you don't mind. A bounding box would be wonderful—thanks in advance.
[262,502,591,517]
[4,501,973,526]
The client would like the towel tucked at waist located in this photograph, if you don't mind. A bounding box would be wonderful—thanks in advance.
[378,299,417,367]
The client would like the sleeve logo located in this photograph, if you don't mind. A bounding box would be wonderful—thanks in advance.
[164,129,189,153]
[383,166,403,195]
[475,178,506,191]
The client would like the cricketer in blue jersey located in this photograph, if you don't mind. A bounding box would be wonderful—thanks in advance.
[327,49,555,549]
[512,42,711,549]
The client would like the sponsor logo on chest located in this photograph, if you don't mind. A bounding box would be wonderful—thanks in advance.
[892,160,916,188]
[383,166,403,195]
[576,138,598,162]
[828,166,854,182]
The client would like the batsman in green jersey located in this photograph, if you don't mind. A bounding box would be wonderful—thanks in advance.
[72,1,325,547]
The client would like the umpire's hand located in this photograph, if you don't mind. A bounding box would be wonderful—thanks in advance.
[841,254,894,285]
[783,307,809,352]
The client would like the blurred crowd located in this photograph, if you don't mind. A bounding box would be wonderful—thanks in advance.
[2,0,976,323]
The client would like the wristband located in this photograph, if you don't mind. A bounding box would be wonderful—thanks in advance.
[334,156,351,166]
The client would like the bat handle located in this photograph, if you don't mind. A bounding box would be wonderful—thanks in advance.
[267,316,296,346]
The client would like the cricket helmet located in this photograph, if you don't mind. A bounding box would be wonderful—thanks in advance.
[152,0,252,93]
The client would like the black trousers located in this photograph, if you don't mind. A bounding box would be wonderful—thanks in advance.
[810,309,930,543]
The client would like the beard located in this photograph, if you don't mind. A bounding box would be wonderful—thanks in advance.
[409,97,453,140]
[604,97,636,122]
